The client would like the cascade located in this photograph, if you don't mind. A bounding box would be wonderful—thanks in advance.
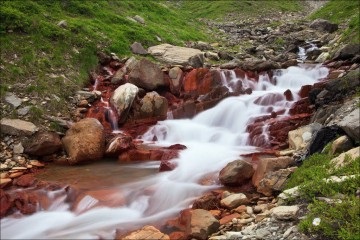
[298,41,319,62]
[0,65,328,239]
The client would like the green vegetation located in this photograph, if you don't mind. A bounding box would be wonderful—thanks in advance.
[285,150,360,240]
[310,0,360,43]
[175,0,302,20]
[0,0,210,120]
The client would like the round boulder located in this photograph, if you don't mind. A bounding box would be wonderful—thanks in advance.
[62,118,105,165]
[219,159,254,186]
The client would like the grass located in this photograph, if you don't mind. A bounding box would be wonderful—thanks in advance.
[0,0,210,121]
[174,0,302,20]
[309,0,360,44]
[284,148,360,239]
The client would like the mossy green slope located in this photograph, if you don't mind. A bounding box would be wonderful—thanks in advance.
[309,0,360,44]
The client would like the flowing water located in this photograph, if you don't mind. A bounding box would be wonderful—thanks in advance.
[1,64,328,239]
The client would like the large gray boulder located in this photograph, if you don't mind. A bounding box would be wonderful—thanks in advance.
[128,58,166,90]
[148,43,204,67]
[309,19,338,33]
[338,108,360,143]
[332,43,360,61]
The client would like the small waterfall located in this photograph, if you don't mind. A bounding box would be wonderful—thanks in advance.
[298,41,319,62]
[1,65,329,239]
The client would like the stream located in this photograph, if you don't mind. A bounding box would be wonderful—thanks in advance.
[0,64,329,239]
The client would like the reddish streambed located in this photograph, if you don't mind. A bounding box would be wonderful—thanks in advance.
[35,160,159,191]
[1,64,330,239]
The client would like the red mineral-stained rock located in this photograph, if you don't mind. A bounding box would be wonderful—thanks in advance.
[159,161,177,172]
[0,189,12,217]
[183,68,222,97]
[14,174,36,188]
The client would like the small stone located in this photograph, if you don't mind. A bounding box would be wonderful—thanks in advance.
[0,172,8,179]
[30,160,44,167]
[0,164,9,170]
[9,171,23,178]
[13,142,24,154]
[27,164,33,169]
[0,178,12,187]
[12,167,27,170]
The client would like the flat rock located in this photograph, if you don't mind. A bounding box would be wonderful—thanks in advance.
[148,44,204,67]
[0,118,38,136]
[271,205,299,220]
[5,92,22,108]
[120,225,169,240]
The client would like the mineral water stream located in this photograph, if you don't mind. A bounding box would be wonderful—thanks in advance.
[1,65,328,239]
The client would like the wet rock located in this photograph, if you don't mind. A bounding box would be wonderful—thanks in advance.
[252,156,294,188]
[220,193,248,209]
[183,68,222,97]
[309,19,338,33]
[0,189,12,217]
[219,160,254,186]
[62,118,105,164]
[110,83,139,123]
[105,134,134,157]
[130,42,148,55]
[13,174,36,187]
[185,209,220,240]
[22,131,62,156]
[168,66,183,95]
[0,118,38,136]
[330,135,353,155]
[76,90,99,104]
[120,225,169,240]
[159,160,176,172]
[128,58,166,90]
[148,44,204,67]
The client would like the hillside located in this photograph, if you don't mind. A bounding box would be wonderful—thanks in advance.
[0,0,310,127]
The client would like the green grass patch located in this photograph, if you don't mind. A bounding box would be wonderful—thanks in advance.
[0,0,211,119]
[173,0,302,20]
[285,150,360,239]
[309,0,360,43]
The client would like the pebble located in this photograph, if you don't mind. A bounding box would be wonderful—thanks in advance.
[30,160,45,167]
[9,172,23,178]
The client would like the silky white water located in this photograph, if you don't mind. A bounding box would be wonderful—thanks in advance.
[1,65,328,239]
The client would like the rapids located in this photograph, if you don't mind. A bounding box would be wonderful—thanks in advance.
[0,65,328,239]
